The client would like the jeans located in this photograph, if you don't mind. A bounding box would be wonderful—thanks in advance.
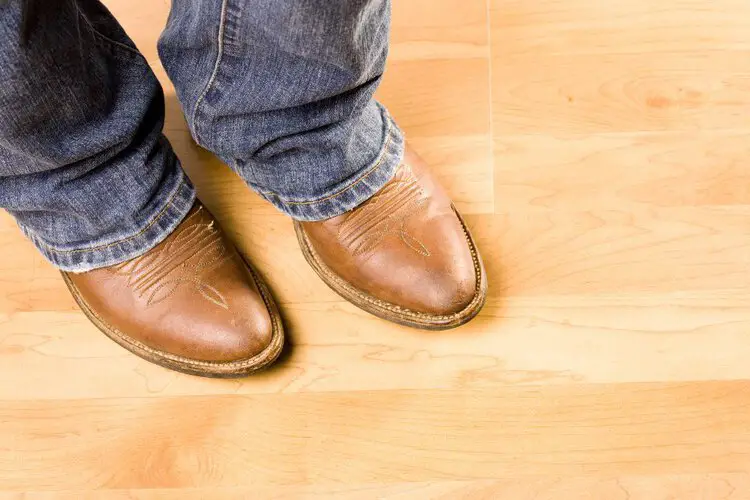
[0,0,403,271]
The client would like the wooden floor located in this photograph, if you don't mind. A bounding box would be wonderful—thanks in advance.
[2,0,750,497]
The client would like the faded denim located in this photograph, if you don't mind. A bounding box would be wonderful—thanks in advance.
[0,0,402,271]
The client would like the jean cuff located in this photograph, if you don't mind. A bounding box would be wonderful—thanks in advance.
[264,105,405,221]
[19,168,196,273]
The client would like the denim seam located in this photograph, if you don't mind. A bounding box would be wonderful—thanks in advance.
[190,0,229,147]
[73,4,142,58]
[20,172,189,255]
[223,1,242,46]
[263,117,395,206]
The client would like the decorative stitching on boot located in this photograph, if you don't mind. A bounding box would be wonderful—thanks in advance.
[110,206,231,310]
[337,165,431,258]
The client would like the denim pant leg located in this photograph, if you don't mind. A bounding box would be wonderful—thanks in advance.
[0,0,195,272]
[158,0,404,221]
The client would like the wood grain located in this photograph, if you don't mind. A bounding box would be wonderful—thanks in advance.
[2,0,750,497]
[2,382,750,491]
[4,474,750,499]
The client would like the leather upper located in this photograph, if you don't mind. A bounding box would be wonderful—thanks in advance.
[66,204,275,362]
[299,148,477,316]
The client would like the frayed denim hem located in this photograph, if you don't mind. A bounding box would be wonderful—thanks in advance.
[19,170,196,272]
[260,104,405,222]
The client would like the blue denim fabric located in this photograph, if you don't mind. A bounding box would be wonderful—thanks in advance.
[159,0,404,221]
[0,0,403,271]
[0,0,196,271]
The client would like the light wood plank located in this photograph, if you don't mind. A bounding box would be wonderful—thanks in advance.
[390,0,489,61]
[492,51,750,135]
[6,473,750,499]
[2,382,750,491]
[493,0,750,57]
[495,131,750,212]
[491,0,750,135]
[5,290,750,399]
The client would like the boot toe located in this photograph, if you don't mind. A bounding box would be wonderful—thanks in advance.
[408,266,477,316]
[208,303,275,362]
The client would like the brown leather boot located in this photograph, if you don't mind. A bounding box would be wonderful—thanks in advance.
[63,203,284,377]
[295,147,487,330]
